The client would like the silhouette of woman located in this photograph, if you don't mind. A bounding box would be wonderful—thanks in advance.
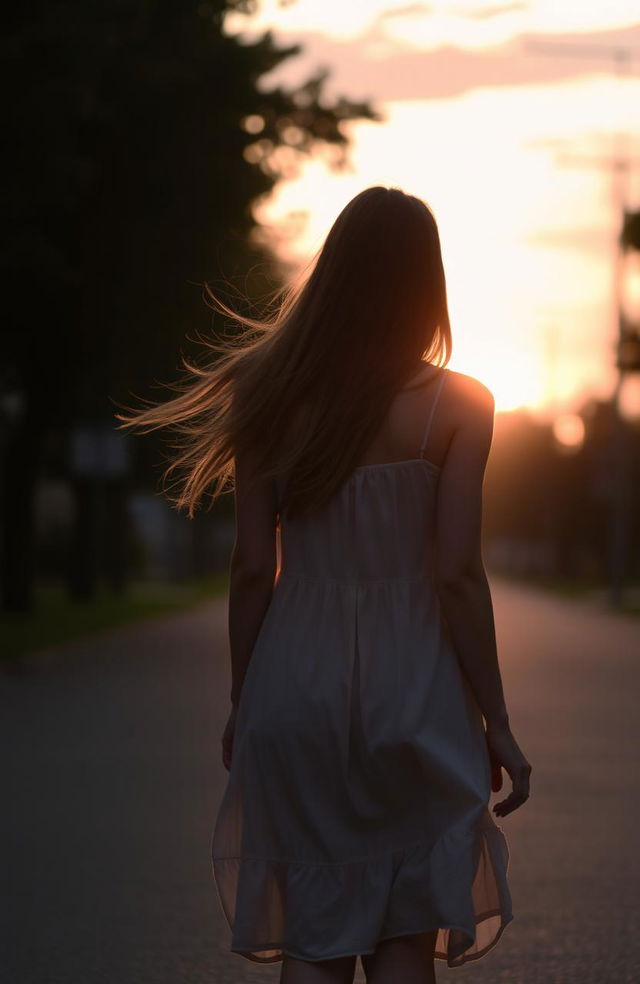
[118,186,531,984]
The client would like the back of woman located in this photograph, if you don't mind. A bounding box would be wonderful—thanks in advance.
[119,185,531,984]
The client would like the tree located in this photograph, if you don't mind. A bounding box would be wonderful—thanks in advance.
[1,0,381,611]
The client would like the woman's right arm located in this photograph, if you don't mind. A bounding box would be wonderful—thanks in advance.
[433,375,531,817]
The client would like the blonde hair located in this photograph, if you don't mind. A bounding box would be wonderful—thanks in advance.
[116,186,452,519]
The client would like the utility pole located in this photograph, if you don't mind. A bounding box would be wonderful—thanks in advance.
[523,38,640,606]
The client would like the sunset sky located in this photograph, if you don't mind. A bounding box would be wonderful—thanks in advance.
[226,1,640,417]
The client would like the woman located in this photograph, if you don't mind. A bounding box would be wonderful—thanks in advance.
[119,185,531,984]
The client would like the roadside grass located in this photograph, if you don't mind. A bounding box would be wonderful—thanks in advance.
[4,568,638,663]
[0,574,229,661]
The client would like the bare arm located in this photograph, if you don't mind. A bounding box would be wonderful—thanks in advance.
[433,379,509,730]
[433,378,532,816]
[228,447,279,708]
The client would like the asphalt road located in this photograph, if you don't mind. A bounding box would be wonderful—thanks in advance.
[2,577,639,984]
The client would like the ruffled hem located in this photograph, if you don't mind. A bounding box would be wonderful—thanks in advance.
[211,808,513,968]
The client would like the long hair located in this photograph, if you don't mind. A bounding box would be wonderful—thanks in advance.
[116,185,452,519]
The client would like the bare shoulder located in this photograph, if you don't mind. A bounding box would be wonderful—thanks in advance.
[444,368,495,417]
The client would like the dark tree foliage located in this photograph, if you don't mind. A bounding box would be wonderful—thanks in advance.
[1,0,380,611]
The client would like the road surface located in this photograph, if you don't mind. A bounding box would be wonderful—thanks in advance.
[2,577,639,983]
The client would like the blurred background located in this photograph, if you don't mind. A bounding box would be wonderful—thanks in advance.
[2,0,640,646]
[2,3,640,983]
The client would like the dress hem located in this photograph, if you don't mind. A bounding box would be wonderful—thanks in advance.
[213,812,513,969]
[229,910,515,967]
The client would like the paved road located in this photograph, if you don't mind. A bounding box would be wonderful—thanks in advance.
[2,578,639,984]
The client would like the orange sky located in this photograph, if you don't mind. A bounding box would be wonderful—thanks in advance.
[227,3,640,416]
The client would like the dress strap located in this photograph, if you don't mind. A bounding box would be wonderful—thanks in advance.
[419,367,448,457]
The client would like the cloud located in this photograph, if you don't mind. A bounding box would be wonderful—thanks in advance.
[453,2,528,20]
[375,3,434,20]
[526,225,614,255]
[261,20,640,102]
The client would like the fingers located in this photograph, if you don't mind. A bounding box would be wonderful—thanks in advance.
[493,790,525,817]
[492,763,531,817]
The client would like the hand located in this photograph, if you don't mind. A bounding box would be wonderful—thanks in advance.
[221,705,238,772]
[485,723,532,818]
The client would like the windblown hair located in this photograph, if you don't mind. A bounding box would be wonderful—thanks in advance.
[116,185,452,520]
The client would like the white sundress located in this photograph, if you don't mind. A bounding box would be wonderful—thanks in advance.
[211,366,514,967]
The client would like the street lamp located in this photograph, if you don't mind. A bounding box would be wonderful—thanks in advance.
[552,413,585,454]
